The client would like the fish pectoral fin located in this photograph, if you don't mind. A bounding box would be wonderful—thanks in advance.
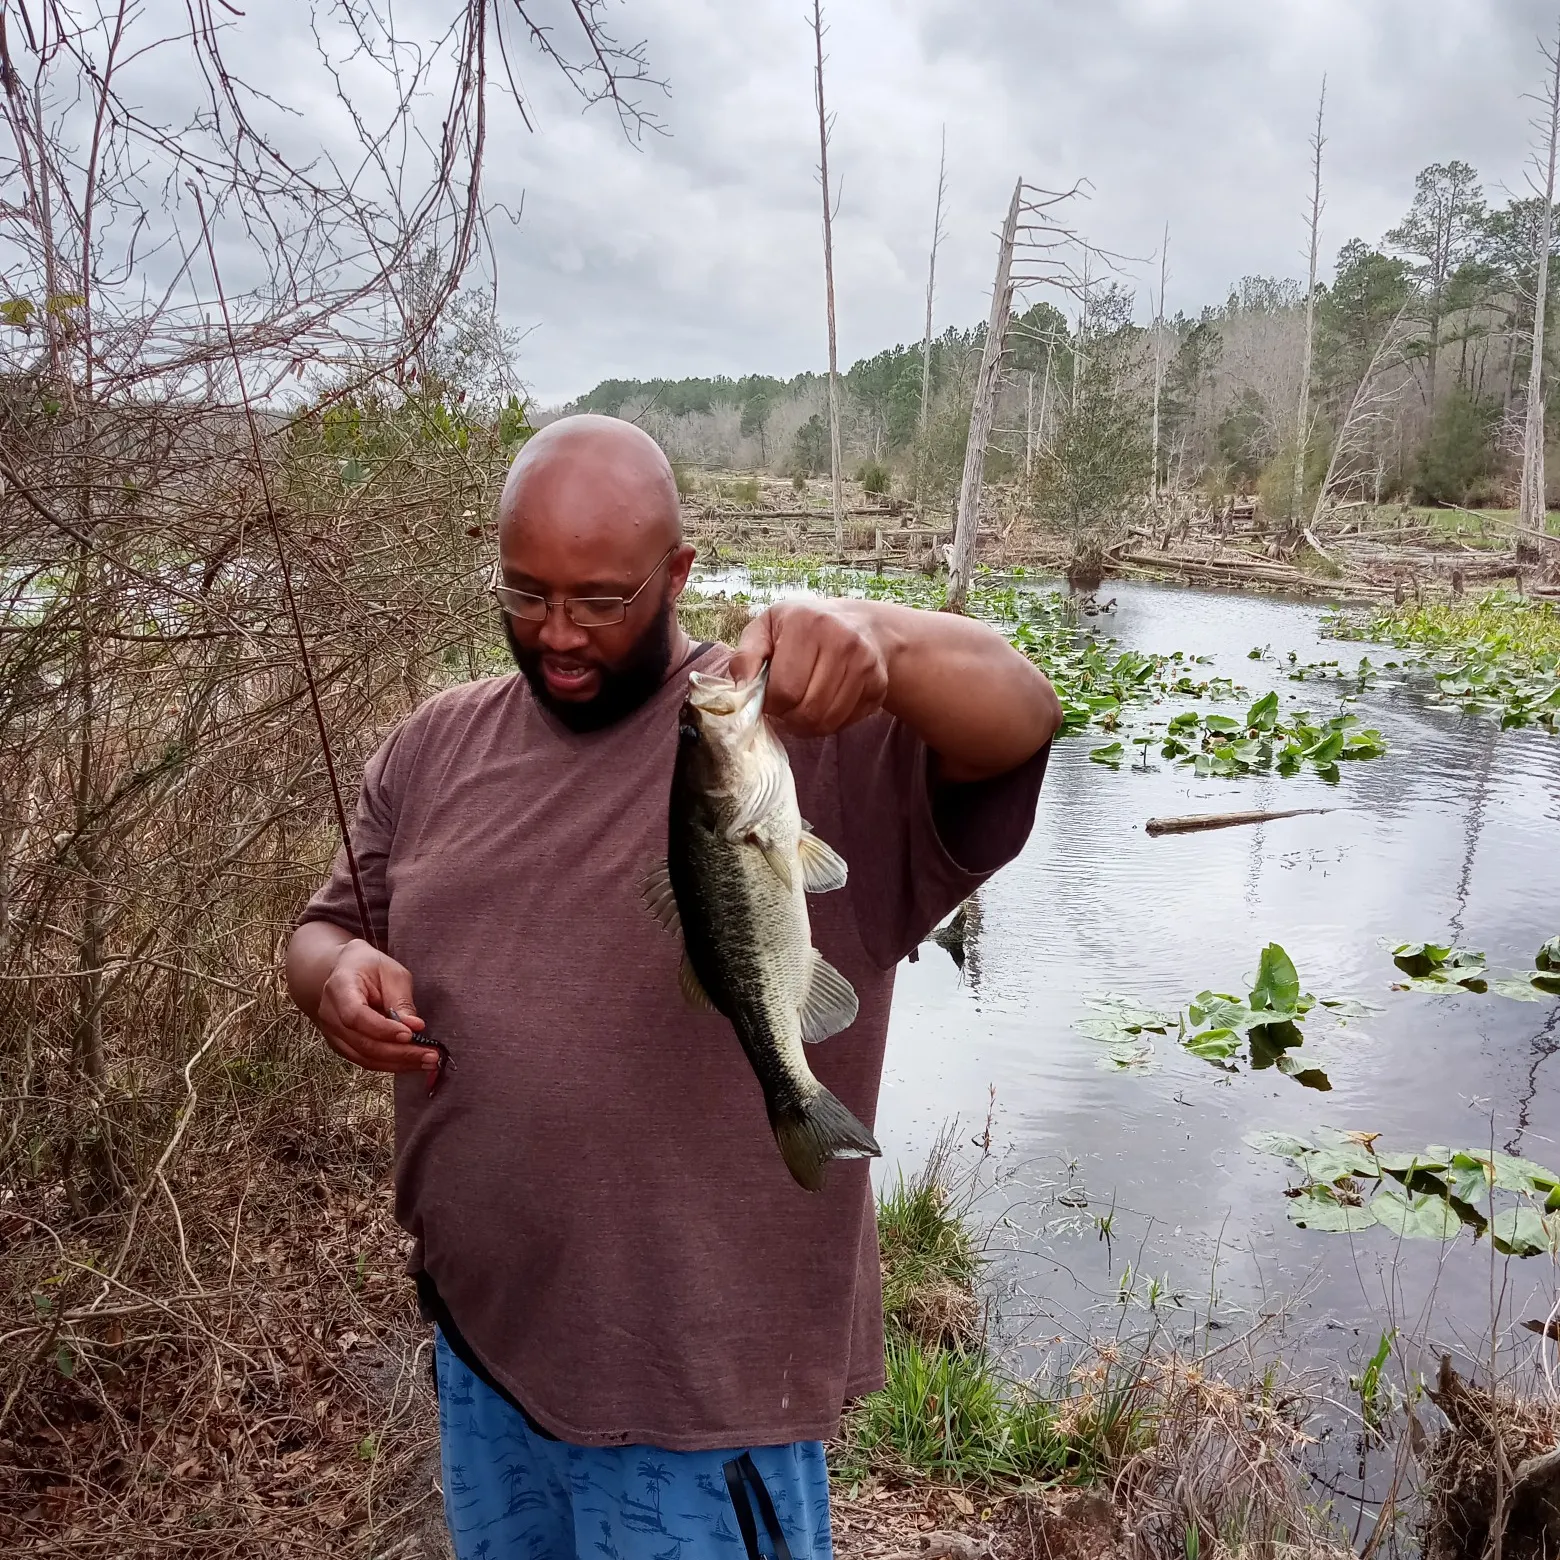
[752,837,794,891]
[799,953,859,1043]
[640,862,681,933]
[678,953,719,1013]
[796,829,848,893]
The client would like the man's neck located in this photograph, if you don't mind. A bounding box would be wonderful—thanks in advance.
[666,625,695,676]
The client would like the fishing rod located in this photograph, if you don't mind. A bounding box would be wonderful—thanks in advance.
[190,185,451,1089]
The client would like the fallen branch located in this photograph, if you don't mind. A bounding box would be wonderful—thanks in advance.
[1146,807,1336,837]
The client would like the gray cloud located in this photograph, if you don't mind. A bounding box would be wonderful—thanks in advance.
[93,0,1560,403]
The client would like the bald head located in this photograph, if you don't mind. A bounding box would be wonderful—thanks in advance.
[498,413,681,558]
[493,415,695,729]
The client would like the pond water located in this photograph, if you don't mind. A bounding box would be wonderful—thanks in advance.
[705,567,1560,1528]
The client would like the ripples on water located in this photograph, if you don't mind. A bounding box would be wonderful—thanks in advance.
[703,567,1559,1502]
[861,579,1559,1431]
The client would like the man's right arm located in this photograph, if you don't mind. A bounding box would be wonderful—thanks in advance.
[286,920,438,1076]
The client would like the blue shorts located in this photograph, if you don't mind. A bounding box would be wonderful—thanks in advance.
[435,1327,835,1559]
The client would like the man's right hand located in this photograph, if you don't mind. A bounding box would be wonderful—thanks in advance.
[286,922,438,1075]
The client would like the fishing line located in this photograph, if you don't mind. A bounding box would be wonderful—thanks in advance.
[190,185,379,954]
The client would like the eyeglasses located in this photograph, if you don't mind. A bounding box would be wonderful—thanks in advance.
[489,546,676,628]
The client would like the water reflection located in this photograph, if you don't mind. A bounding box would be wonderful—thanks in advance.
[866,578,1558,1413]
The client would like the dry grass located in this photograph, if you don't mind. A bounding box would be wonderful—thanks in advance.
[1420,1356,1560,1560]
[0,1084,442,1557]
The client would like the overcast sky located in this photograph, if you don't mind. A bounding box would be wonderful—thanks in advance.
[452,0,1558,405]
[129,1,1560,404]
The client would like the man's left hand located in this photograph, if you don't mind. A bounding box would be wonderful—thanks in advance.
[728,599,890,737]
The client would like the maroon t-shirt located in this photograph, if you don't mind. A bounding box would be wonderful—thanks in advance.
[300,644,1045,1449]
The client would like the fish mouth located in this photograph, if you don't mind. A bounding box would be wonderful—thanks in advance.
[687,661,769,719]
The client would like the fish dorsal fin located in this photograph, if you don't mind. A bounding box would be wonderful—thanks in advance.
[796,830,847,894]
[799,953,859,1043]
[641,862,681,933]
[724,736,788,842]
[679,953,719,1013]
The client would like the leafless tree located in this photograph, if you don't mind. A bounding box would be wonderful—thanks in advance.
[1520,24,1560,538]
[1150,222,1170,502]
[1294,78,1326,530]
[917,125,949,522]
[809,0,845,547]
[946,179,1102,610]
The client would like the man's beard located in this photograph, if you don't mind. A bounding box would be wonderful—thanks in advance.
[504,603,676,733]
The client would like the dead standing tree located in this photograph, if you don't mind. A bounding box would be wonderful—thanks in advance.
[946,179,1095,612]
[1293,77,1326,538]
[810,0,845,548]
[1519,22,1560,547]
[917,125,949,524]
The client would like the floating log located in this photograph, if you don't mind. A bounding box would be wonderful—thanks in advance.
[1145,807,1335,837]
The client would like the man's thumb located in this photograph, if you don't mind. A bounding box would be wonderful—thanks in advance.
[727,609,773,686]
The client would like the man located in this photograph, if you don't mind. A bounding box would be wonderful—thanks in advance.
[287,415,1060,1559]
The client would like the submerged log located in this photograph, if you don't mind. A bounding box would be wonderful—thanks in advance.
[1145,807,1335,837]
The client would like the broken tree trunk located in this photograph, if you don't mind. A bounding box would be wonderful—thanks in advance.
[946,178,1021,613]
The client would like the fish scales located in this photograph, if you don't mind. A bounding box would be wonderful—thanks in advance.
[651,665,880,1191]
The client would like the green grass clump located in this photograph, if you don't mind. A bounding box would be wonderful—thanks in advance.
[878,1166,982,1347]
[835,1332,1076,1486]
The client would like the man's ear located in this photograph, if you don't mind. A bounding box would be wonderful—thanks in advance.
[668,543,697,598]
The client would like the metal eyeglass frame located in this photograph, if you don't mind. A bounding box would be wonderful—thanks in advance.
[489,545,677,628]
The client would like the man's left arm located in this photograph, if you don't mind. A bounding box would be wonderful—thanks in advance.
[728,597,1063,777]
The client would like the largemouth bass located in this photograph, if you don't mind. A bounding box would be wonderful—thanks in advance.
[643,665,881,1191]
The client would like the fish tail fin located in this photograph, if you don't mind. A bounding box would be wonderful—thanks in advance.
[773,1088,881,1192]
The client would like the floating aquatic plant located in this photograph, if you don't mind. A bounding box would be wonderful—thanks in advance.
[1076,943,1373,1090]
[1327,590,1560,733]
[1247,1130,1560,1256]
[1386,938,1560,1002]
[1157,691,1387,782]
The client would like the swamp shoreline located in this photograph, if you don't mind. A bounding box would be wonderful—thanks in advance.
[4,526,1559,1559]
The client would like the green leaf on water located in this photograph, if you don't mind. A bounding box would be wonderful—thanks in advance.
[1250,943,1301,1014]
[1490,977,1553,1003]
[1318,996,1383,1018]
[1391,942,1452,977]
[1088,742,1125,767]
[1183,1027,1243,1062]
[1246,690,1280,731]
[1375,1147,1452,1175]
[1368,1185,1462,1241]
[1275,1055,1331,1091]
[1537,936,1560,973]
[1286,1185,1376,1233]
[1491,1207,1559,1258]
[1244,1130,1315,1158]
[1298,1144,1382,1183]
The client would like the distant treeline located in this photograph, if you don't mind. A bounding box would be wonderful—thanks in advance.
[563,159,1560,516]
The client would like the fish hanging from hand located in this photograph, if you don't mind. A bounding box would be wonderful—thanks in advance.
[643,665,880,1191]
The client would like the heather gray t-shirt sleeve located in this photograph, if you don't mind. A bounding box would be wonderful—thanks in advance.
[837,714,1049,969]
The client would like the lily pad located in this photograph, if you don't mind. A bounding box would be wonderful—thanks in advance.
[1492,1207,1559,1258]
[1368,1185,1462,1241]
[1287,1185,1375,1233]
[1489,977,1554,1003]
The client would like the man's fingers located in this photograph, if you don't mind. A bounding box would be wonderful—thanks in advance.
[327,1028,436,1073]
[727,612,775,687]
